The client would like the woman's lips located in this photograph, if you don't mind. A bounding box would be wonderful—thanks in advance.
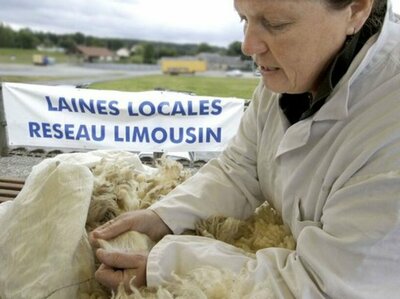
[261,65,280,72]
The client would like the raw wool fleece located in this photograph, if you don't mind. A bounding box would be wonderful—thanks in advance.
[89,154,295,298]
[195,203,296,253]
[98,205,295,299]
[0,151,190,299]
[0,150,295,299]
[86,154,192,298]
[112,266,276,299]
[86,154,191,232]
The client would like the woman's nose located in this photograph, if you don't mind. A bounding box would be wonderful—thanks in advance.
[241,23,268,57]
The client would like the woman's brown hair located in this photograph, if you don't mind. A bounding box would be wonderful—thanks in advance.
[325,0,387,31]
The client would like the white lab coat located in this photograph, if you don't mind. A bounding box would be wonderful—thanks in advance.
[148,2,400,298]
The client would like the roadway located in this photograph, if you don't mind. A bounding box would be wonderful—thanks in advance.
[0,63,257,86]
[0,62,161,86]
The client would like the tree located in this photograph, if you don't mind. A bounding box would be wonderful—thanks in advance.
[72,32,85,45]
[196,42,213,54]
[155,46,177,59]
[227,41,242,56]
[0,23,16,48]
[142,43,155,64]
[86,36,106,47]
[59,36,76,53]
[107,39,124,51]
[36,32,60,48]
[16,28,39,49]
[48,33,60,47]
[227,41,252,61]
[0,23,231,63]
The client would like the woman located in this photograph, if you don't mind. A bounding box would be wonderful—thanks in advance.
[91,0,400,297]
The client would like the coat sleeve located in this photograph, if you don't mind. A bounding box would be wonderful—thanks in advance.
[147,83,400,297]
[147,171,400,299]
[149,82,267,234]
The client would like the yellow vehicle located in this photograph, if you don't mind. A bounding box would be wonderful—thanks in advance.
[32,54,56,66]
[32,54,49,66]
[161,58,207,75]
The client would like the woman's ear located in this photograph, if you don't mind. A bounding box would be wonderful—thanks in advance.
[346,0,374,34]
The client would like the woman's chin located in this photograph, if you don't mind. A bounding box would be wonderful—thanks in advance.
[262,78,308,95]
[262,79,289,94]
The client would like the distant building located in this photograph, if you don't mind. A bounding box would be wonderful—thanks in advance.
[75,45,114,62]
[158,53,249,73]
[116,48,130,59]
[160,56,207,75]
[36,45,65,53]
[196,52,249,71]
[130,45,139,54]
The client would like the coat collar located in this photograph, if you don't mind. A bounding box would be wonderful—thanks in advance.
[314,0,396,122]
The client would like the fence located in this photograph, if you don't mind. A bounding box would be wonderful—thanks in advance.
[0,85,8,156]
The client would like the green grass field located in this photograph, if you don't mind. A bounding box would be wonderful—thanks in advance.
[0,48,70,64]
[0,48,260,99]
[90,75,260,99]
[0,75,64,83]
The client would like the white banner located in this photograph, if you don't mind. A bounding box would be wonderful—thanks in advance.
[2,82,244,152]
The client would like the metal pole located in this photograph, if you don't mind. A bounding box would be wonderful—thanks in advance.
[0,85,9,156]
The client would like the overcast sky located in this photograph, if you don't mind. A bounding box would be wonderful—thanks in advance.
[0,0,243,47]
[0,0,399,48]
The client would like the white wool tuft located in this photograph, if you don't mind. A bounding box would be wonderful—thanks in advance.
[113,266,277,299]
[83,154,294,298]
[86,155,191,232]
[195,203,295,253]
[98,231,155,254]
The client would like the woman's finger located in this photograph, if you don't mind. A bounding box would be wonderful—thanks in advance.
[95,263,125,290]
[96,248,147,269]
[95,264,139,292]
[92,216,130,240]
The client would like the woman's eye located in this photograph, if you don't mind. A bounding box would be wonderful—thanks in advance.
[261,19,290,32]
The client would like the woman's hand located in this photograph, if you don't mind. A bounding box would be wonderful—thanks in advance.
[89,209,172,246]
[95,248,148,291]
[89,209,172,290]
